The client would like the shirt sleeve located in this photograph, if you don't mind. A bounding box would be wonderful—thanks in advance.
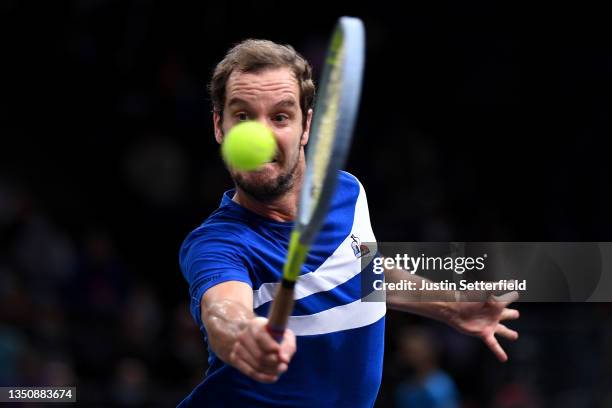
[179,227,253,331]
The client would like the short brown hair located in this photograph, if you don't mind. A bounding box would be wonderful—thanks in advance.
[209,39,315,126]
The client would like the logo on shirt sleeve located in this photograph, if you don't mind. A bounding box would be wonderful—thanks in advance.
[351,234,371,258]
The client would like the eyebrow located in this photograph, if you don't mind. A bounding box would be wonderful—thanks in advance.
[226,97,297,110]
[272,99,297,109]
[227,97,250,108]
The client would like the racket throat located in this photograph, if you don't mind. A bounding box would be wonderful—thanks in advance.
[283,231,309,281]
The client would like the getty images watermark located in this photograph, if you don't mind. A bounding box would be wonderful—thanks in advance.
[371,253,527,292]
[358,242,612,302]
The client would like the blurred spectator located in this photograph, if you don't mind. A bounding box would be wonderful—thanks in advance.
[394,327,459,408]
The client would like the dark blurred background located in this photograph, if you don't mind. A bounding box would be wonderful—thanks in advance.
[1,1,612,407]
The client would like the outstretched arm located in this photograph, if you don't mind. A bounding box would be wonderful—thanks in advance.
[201,281,296,382]
[384,266,520,362]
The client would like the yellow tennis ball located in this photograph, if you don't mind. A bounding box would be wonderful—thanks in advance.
[221,121,277,171]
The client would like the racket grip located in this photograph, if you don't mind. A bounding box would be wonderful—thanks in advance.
[266,279,296,342]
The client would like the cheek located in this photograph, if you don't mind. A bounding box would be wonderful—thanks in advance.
[277,130,302,153]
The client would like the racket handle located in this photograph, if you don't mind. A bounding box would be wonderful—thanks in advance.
[266,279,296,342]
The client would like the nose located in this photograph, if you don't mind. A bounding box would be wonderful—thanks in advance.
[252,118,278,141]
[251,117,279,150]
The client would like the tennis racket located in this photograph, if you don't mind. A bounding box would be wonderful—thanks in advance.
[266,16,366,341]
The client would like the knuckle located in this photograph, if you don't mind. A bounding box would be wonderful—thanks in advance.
[250,323,263,338]
[260,353,275,365]
[253,329,264,343]
[229,351,237,364]
[248,322,260,337]
[251,317,267,332]
[230,343,241,358]
[253,316,268,325]
[238,330,250,344]
[234,342,246,357]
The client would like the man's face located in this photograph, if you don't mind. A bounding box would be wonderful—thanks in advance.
[214,67,312,202]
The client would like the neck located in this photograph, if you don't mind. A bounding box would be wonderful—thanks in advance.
[233,187,299,222]
[232,158,304,222]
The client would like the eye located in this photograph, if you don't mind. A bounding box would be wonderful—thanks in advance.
[236,112,249,121]
[272,114,289,123]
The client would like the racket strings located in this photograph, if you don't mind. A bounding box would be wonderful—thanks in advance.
[308,36,345,217]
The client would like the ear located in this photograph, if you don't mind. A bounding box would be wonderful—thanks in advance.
[213,111,224,144]
[300,108,313,146]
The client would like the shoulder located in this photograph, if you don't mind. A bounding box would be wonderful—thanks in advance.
[180,219,250,258]
[332,170,365,204]
[338,170,370,199]
[178,218,258,289]
[338,170,362,189]
[179,209,259,269]
[181,197,263,249]
[336,171,372,213]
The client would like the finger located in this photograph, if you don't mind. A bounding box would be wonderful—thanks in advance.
[234,343,283,375]
[491,291,519,307]
[500,308,520,321]
[233,341,259,369]
[279,329,297,363]
[252,324,282,354]
[241,330,279,367]
[229,350,279,383]
[239,330,263,360]
[484,334,508,362]
[495,323,519,341]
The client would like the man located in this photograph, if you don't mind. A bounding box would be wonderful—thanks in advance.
[395,327,459,408]
[179,39,519,407]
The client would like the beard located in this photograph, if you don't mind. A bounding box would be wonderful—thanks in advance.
[233,162,298,202]
[230,144,301,203]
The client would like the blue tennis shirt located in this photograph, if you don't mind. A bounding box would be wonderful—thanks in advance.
[178,171,385,407]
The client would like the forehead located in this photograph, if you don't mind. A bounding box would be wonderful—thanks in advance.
[225,67,300,106]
